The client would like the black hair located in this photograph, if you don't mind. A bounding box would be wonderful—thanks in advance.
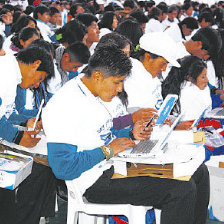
[98,11,115,30]
[192,27,222,59]
[198,12,215,25]
[97,32,131,51]
[182,2,192,11]
[157,3,168,14]
[11,27,39,49]
[64,41,90,64]
[104,4,115,12]
[76,13,98,27]
[14,5,22,12]
[0,34,3,49]
[24,5,34,15]
[162,55,207,113]
[29,39,55,57]
[29,39,55,90]
[145,1,155,10]
[33,5,50,20]
[69,3,83,18]
[132,47,159,61]
[148,7,161,20]
[130,9,148,25]
[199,3,208,13]
[96,32,131,107]
[137,1,145,9]
[123,0,135,9]
[2,4,14,12]
[212,29,224,87]
[13,11,22,24]
[55,19,87,45]
[213,8,224,27]
[115,18,143,48]
[17,45,54,79]
[180,17,198,30]
[0,8,10,23]
[85,45,132,78]
[49,6,60,16]
[11,15,36,34]
[168,4,178,13]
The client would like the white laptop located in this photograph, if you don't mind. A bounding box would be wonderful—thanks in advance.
[127,94,178,125]
[205,107,224,119]
[118,114,182,158]
[156,94,178,125]
[190,107,208,129]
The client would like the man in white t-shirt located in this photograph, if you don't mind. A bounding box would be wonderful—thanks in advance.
[165,17,198,43]
[0,45,56,224]
[162,4,179,31]
[42,44,210,224]
[124,32,180,111]
[33,5,54,42]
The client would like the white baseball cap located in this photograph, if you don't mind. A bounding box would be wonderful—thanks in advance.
[139,32,180,68]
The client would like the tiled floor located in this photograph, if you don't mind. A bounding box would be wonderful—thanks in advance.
[47,196,224,224]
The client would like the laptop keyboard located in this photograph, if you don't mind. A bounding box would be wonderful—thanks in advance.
[216,109,224,116]
[131,139,159,154]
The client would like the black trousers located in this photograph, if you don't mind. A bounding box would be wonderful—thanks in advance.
[0,162,57,224]
[84,163,209,224]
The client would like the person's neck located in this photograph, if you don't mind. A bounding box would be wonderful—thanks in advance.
[86,39,93,49]
[81,75,97,96]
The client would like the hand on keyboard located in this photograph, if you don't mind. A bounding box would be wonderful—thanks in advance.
[109,138,135,156]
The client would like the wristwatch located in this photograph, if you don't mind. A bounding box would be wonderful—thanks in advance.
[101,145,114,161]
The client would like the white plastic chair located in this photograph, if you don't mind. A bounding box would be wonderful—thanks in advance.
[66,179,160,224]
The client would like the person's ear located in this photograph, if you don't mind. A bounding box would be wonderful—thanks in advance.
[92,71,103,81]
[33,60,41,70]
[144,52,151,61]
[19,39,24,47]
[194,40,203,49]
[187,75,193,82]
[63,53,70,62]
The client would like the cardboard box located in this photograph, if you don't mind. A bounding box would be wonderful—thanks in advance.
[0,152,33,190]
[206,155,224,222]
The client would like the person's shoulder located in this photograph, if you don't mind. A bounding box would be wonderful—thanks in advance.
[0,54,17,66]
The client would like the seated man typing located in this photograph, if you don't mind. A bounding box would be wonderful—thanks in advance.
[43,45,209,224]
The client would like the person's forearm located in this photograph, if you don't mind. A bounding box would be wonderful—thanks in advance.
[0,115,23,143]
[112,127,132,138]
[47,142,105,180]
[113,114,134,130]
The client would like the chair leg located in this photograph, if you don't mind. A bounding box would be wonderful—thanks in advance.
[128,206,147,224]
[155,209,161,224]
[67,194,79,224]
[96,215,107,224]
[78,213,98,224]
[67,209,78,224]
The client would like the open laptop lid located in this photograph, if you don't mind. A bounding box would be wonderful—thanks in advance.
[156,94,178,125]
[157,114,183,151]
[190,107,208,129]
